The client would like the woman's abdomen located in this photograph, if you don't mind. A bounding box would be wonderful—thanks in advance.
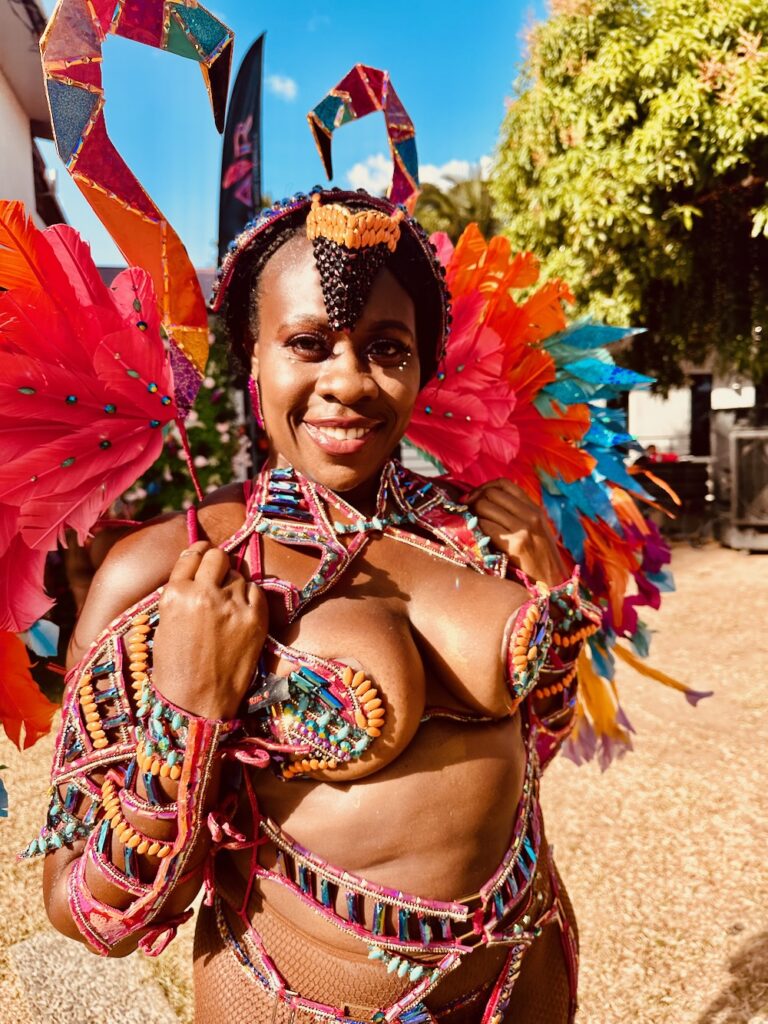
[229,714,528,957]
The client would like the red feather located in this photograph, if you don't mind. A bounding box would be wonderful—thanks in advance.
[406,226,589,493]
[0,540,53,633]
[0,201,52,293]
[0,203,176,632]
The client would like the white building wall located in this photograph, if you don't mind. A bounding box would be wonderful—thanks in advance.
[628,388,692,456]
[0,67,39,221]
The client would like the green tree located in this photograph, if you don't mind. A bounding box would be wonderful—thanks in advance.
[492,0,768,388]
[416,176,499,242]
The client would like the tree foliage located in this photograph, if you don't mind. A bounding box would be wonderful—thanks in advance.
[415,177,499,242]
[491,0,768,388]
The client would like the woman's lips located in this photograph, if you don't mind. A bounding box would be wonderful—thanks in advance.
[302,420,381,454]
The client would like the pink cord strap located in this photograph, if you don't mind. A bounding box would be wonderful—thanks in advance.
[186,505,199,544]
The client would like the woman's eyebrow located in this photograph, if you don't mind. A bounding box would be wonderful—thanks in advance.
[363,319,415,340]
[274,314,329,334]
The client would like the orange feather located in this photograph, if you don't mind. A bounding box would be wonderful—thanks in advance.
[0,631,57,749]
[0,201,49,293]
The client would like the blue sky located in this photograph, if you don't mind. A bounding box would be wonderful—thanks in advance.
[39,0,545,268]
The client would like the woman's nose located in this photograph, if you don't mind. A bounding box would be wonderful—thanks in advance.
[316,344,378,405]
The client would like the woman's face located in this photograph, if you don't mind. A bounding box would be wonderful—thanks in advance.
[251,232,421,496]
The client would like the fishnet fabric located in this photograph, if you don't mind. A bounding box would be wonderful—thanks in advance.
[193,866,577,1023]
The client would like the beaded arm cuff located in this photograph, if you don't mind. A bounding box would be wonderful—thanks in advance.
[21,599,242,956]
[502,570,602,716]
[505,570,602,768]
[67,708,229,956]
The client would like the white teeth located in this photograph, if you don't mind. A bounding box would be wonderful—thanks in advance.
[311,425,371,440]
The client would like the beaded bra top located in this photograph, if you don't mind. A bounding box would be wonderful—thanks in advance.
[39,460,557,813]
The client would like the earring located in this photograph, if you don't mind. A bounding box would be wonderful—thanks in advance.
[248,375,264,430]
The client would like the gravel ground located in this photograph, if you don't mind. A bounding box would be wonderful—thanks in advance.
[0,541,765,1023]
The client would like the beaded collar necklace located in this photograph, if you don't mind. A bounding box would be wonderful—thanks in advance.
[248,459,507,624]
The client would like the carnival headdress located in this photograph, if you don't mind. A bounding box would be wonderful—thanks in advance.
[0,9,705,763]
[211,65,451,383]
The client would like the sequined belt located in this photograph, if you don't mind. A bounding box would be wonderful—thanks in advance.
[251,737,541,958]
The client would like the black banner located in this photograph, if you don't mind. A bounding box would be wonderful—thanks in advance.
[218,33,264,263]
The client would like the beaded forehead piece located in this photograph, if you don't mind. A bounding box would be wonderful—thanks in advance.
[306,194,405,331]
[210,65,451,368]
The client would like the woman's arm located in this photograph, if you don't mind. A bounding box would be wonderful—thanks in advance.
[39,513,267,956]
[465,478,601,739]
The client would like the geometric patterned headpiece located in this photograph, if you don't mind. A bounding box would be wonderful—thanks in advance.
[40,0,233,412]
[212,66,451,377]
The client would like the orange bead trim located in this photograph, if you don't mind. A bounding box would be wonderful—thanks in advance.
[533,664,578,701]
[306,194,404,252]
[135,742,183,781]
[342,665,387,738]
[78,673,110,750]
[552,620,600,649]
[125,614,151,706]
[101,777,172,859]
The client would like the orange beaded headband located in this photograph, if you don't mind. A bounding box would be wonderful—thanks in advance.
[305,195,405,252]
[305,193,409,331]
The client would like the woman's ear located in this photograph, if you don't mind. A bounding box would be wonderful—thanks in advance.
[250,347,259,381]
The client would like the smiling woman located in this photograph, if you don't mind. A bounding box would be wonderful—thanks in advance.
[18,34,610,1016]
[251,232,421,495]
[32,181,594,1024]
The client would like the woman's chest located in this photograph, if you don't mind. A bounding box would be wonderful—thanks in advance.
[248,534,526,781]
[261,532,523,699]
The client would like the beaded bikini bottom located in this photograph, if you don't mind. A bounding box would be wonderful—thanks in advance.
[204,725,578,1024]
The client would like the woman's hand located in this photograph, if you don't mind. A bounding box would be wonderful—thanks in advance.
[151,541,268,720]
[464,478,567,587]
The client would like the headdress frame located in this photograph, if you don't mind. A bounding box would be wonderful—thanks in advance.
[210,189,452,386]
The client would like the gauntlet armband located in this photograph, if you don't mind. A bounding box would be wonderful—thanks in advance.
[68,704,237,955]
[502,569,602,717]
[22,600,242,956]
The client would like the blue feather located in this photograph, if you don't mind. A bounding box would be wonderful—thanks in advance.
[588,636,615,679]
[545,320,644,351]
[646,569,676,593]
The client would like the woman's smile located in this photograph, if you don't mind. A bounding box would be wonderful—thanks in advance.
[302,416,383,454]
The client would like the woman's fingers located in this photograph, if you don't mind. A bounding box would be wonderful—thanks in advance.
[472,494,536,533]
[167,540,210,582]
[224,572,247,600]
[466,480,541,524]
[169,543,235,588]
[463,477,527,504]
[194,547,233,586]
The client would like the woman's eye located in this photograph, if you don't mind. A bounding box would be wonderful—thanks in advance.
[367,339,411,366]
[286,335,328,360]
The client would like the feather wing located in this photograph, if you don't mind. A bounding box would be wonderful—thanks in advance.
[0,204,176,638]
[408,222,693,767]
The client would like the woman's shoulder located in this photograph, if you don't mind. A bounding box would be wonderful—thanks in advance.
[101,481,247,587]
[67,481,249,664]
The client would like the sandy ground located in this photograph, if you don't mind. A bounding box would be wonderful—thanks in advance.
[0,541,765,1022]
